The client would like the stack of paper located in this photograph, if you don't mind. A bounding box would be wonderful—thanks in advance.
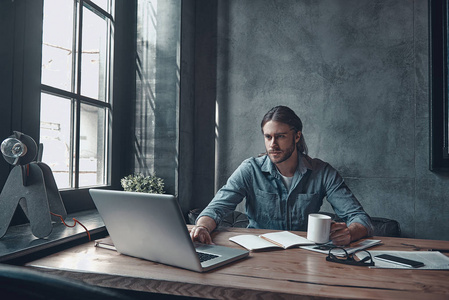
[300,239,382,256]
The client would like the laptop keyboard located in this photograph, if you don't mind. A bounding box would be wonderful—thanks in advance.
[197,251,219,263]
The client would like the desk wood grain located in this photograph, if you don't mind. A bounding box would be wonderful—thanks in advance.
[26,227,449,299]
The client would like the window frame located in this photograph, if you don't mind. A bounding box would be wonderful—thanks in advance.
[0,0,136,214]
[40,0,114,190]
[430,0,449,172]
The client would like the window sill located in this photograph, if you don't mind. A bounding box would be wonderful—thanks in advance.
[0,210,107,264]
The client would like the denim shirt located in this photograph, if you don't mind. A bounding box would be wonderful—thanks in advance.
[198,154,373,234]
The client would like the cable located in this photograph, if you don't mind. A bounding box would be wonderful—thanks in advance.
[50,212,91,241]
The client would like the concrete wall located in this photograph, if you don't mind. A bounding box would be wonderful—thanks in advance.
[134,0,180,196]
[192,0,449,240]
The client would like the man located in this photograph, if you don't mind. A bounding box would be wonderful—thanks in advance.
[191,106,373,246]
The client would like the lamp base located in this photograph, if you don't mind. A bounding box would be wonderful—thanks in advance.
[0,163,67,239]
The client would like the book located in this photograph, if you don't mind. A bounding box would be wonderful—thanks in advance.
[300,239,382,256]
[229,231,314,251]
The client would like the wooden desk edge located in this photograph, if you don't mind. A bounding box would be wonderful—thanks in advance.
[24,227,449,300]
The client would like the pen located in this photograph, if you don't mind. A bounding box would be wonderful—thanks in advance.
[427,249,449,253]
[314,245,334,250]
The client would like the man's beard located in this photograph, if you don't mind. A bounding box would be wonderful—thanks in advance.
[267,141,296,165]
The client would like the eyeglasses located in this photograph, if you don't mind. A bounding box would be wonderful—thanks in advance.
[326,247,375,267]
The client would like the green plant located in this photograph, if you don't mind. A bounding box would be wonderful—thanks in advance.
[120,173,165,194]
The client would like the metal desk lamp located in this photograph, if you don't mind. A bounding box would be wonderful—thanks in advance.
[0,131,67,239]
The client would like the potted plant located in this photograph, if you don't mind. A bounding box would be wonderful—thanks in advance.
[120,173,165,194]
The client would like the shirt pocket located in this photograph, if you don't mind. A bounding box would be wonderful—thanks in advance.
[290,193,322,230]
[247,188,283,228]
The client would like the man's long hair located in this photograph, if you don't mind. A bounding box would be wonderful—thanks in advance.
[261,105,308,155]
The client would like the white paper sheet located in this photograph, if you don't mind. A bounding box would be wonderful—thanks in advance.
[355,250,449,269]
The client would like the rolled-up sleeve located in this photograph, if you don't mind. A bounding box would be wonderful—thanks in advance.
[322,164,374,236]
[197,160,252,225]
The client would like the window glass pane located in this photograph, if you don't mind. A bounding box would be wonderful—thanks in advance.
[79,104,108,187]
[40,93,73,189]
[81,6,108,101]
[41,0,74,91]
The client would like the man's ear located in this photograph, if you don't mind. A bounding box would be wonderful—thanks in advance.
[295,131,301,143]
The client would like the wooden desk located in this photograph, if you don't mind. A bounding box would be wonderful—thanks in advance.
[25,227,449,299]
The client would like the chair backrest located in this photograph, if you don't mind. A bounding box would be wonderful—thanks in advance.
[371,217,401,237]
[188,208,249,228]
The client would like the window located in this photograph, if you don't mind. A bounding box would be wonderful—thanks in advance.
[40,0,114,188]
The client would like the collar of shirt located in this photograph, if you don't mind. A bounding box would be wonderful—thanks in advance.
[260,153,313,178]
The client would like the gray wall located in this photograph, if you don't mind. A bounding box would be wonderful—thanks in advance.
[134,0,181,196]
[190,0,449,240]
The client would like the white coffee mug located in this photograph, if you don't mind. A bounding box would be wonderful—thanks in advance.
[307,213,332,244]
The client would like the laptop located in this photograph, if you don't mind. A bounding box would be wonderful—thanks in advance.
[89,189,249,272]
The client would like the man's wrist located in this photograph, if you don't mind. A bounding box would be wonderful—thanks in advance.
[196,224,210,233]
[348,222,368,242]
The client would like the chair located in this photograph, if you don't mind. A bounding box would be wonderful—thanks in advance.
[188,208,249,228]
[370,217,402,237]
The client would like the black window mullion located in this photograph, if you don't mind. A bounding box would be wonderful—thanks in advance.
[74,0,84,188]
[41,84,111,110]
[84,0,113,21]
[71,0,78,95]
[69,98,76,188]
[69,0,79,189]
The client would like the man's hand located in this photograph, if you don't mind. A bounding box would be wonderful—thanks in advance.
[190,225,214,244]
[330,222,351,246]
[330,222,368,246]
[190,216,217,244]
